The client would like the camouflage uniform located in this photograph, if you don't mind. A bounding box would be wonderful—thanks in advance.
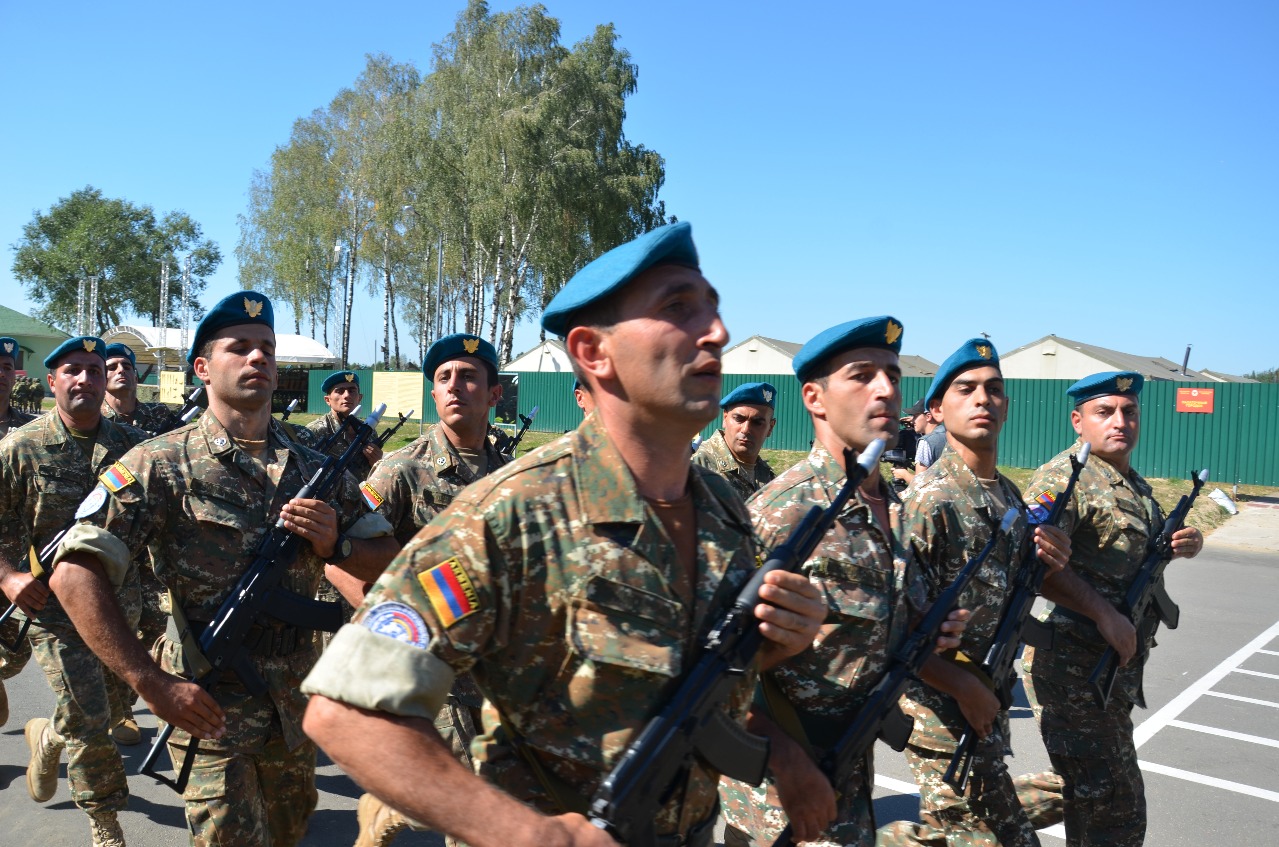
[691,429,777,500]
[304,413,761,843]
[1020,438,1164,847]
[306,409,377,481]
[59,411,386,846]
[0,412,145,818]
[102,399,182,435]
[877,450,1063,847]
[1,405,36,439]
[720,442,928,847]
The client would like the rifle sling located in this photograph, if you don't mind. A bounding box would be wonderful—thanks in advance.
[943,650,996,692]
[758,673,817,761]
[493,711,590,816]
[169,591,215,679]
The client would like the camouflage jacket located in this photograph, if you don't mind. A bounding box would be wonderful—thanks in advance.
[361,423,512,547]
[0,412,147,627]
[1023,438,1165,706]
[62,411,374,749]
[102,399,182,436]
[898,450,1032,754]
[690,429,776,501]
[304,412,761,836]
[754,442,926,750]
[0,405,35,440]
[306,409,376,480]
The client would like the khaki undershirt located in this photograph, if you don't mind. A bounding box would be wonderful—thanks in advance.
[645,491,698,616]
[65,422,99,458]
[978,476,1009,512]
[737,459,756,486]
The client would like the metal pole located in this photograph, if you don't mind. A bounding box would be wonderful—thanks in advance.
[158,260,170,371]
[435,233,444,342]
[88,275,99,334]
[76,278,86,335]
[180,256,192,366]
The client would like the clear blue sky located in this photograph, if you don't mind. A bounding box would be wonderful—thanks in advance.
[2,1,1275,375]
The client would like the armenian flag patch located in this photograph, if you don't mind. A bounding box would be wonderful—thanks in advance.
[418,558,480,627]
[360,481,384,511]
[100,462,137,493]
[1035,490,1056,510]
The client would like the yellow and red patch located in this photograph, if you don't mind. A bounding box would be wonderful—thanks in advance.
[359,481,384,511]
[100,462,137,493]
[418,557,480,627]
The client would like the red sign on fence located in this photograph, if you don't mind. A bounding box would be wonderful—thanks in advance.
[1176,387,1215,414]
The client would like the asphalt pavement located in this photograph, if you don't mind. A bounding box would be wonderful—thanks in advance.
[2,499,1276,845]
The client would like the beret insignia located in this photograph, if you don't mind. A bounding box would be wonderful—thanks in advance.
[244,297,265,318]
[762,389,774,403]
[976,344,992,360]
[1116,377,1133,392]
[462,337,480,355]
[345,373,355,382]
[83,339,97,353]
[885,320,903,346]
[2,342,12,353]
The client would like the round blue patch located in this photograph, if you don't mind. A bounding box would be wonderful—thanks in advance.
[75,485,110,520]
[363,602,431,650]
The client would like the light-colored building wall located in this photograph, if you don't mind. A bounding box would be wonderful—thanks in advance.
[721,343,796,375]
[1000,339,1110,380]
[504,340,573,373]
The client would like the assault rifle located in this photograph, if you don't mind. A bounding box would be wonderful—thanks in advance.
[139,404,387,793]
[771,508,1019,847]
[1087,467,1208,710]
[0,517,81,650]
[317,407,410,453]
[490,406,539,457]
[279,398,301,421]
[156,386,205,435]
[588,439,887,847]
[942,442,1091,790]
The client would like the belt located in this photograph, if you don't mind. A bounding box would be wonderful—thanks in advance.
[187,620,310,659]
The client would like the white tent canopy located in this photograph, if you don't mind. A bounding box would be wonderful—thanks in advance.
[102,325,339,368]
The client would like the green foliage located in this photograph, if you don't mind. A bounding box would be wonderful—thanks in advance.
[13,186,221,334]
[1245,366,1278,383]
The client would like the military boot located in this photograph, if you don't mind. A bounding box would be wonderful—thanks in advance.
[89,811,127,847]
[111,717,142,745]
[25,716,64,802]
[0,678,8,727]
[354,792,409,847]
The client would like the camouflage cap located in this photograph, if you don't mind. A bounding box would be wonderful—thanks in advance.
[792,316,904,382]
[924,337,1001,407]
[103,342,137,367]
[0,336,18,362]
[423,333,498,380]
[540,221,700,337]
[721,381,777,410]
[322,370,360,394]
[189,291,274,364]
[44,335,107,368]
[1068,370,1144,406]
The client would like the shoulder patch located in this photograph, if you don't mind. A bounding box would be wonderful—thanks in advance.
[75,484,110,519]
[100,462,137,493]
[418,557,480,627]
[360,481,385,511]
[363,602,431,649]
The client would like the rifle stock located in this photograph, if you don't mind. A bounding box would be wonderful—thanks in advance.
[1087,468,1208,709]
[588,440,886,847]
[139,404,387,793]
[771,508,1019,847]
[943,442,1091,791]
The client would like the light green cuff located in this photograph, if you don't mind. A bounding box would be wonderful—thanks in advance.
[55,524,132,588]
[301,623,455,720]
[345,511,393,540]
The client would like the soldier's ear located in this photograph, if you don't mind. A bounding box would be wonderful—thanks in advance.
[566,325,613,383]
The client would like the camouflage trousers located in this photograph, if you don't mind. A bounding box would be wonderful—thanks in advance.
[0,615,33,680]
[165,688,317,846]
[721,750,876,847]
[875,744,1063,847]
[313,578,354,653]
[1026,674,1144,847]
[27,614,130,815]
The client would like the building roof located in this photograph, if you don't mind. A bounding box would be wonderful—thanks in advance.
[102,325,338,367]
[723,334,938,377]
[0,304,69,339]
[1198,369,1260,384]
[1003,334,1218,382]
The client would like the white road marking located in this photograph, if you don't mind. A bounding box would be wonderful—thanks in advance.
[1137,760,1279,803]
[1134,619,1279,749]
[1232,668,1279,680]
[1257,649,1279,656]
[1204,691,1279,709]
[1165,719,1279,750]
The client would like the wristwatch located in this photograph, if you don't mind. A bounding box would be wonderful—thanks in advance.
[330,532,353,564]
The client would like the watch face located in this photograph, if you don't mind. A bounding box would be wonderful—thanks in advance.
[339,537,353,559]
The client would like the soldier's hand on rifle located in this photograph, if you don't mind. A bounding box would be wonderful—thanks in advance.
[1033,525,1072,574]
[1095,606,1137,667]
[363,442,384,466]
[1170,526,1203,559]
[280,498,340,559]
[140,676,226,741]
[0,570,49,616]
[952,674,999,739]
[770,729,837,841]
[541,813,621,847]
[754,570,826,669]
[935,607,970,653]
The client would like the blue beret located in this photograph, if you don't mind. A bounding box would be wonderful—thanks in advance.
[0,337,18,361]
[44,336,107,368]
[1067,371,1144,405]
[103,342,136,366]
[721,381,777,410]
[322,370,360,394]
[792,316,904,382]
[423,333,499,380]
[541,222,700,336]
[189,291,274,364]
[924,338,1001,407]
